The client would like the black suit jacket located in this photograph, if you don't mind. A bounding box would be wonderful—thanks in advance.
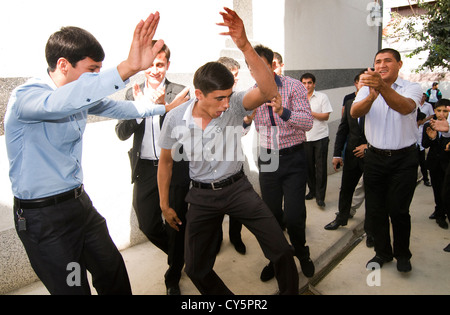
[422,121,450,172]
[334,98,367,170]
[115,79,190,185]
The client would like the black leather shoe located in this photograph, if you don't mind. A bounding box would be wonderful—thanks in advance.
[397,258,412,273]
[436,218,449,229]
[260,262,274,282]
[316,200,326,208]
[324,218,347,230]
[166,285,181,295]
[305,192,315,200]
[231,239,246,255]
[444,244,450,252]
[366,255,392,269]
[299,258,315,278]
[366,235,374,248]
[429,212,436,219]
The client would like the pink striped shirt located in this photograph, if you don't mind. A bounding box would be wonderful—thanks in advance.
[253,75,313,150]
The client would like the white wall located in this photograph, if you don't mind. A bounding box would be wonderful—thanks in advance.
[0,0,233,78]
[283,0,380,70]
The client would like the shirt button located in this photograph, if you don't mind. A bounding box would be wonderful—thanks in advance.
[114,85,119,90]
[86,98,91,102]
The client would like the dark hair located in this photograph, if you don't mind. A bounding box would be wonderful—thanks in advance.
[375,48,401,62]
[300,72,316,83]
[254,44,274,65]
[45,26,105,72]
[193,62,235,96]
[153,40,171,62]
[354,69,366,82]
[217,57,240,71]
[435,98,450,108]
[274,52,283,64]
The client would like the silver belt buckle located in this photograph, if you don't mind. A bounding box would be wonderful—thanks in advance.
[211,182,222,191]
[75,185,84,199]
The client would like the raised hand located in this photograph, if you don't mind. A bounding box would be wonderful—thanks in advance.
[118,12,164,81]
[217,7,250,52]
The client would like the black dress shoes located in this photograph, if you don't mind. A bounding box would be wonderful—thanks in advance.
[316,200,326,208]
[231,239,246,255]
[436,218,449,229]
[305,192,315,200]
[324,218,347,230]
[299,258,315,278]
[260,262,274,282]
[366,235,374,248]
[366,255,393,269]
[166,284,181,295]
[397,258,412,273]
[444,243,450,252]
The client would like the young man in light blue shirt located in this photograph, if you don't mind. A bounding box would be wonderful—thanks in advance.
[5,12,175,295]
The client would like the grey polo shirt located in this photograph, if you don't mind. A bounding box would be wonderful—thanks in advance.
[159,91,251,183]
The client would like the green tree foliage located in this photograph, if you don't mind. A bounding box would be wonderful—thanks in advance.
[390,0,450,72]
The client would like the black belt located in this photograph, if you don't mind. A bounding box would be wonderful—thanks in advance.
[262,143,304,156]
[14,185,84,209]
[191,170,244,190]
[368,143,417,157]
[141,159,159,166]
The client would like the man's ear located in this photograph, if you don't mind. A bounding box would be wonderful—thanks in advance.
[195,89,204,101]
[57,57,70,75]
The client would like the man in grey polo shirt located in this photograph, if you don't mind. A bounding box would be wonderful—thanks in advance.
[157,8,299,295]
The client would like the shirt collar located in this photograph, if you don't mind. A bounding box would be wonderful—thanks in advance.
[182,98,197,128]
[392,76,405,89]
[43,69,58,91]
[274,73,283,87]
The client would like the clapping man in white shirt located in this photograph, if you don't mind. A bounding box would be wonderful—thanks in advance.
[351,48,423,273]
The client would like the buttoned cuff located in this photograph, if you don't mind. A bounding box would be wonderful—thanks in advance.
[280,108,291,121]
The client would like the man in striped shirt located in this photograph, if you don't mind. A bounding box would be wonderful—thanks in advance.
[247,45,315,281]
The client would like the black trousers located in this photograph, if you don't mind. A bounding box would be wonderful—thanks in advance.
[418,147,429,182]
[336,155,373,237]
[305,137,329,201]
[258,145,310,260]
[184,176,299,295]
[133,160,188,288]
[429,163,447,220]
[364,147,418,261]
[441,162,450,219]
[14,190,131,295]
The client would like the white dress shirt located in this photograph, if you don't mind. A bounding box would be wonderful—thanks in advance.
[305,90,333,142]
[354,77,423,150]
[137,80,166,160]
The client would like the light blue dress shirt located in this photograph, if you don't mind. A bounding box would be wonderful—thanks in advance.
[5,68,166,199]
